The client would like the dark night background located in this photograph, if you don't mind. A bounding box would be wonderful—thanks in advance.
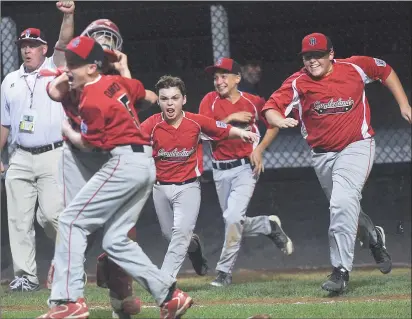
[1,1,411,281]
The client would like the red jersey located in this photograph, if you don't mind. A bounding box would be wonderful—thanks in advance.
[61,89,82,132]
[199,91,267,161]
[46,82,82,133]
[140,111,231,182]
[262,56,392,151]
[79,75,150,149]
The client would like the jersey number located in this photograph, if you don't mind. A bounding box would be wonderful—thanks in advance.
[118,94,140,129]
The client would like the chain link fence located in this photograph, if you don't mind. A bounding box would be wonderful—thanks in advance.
[1,1,410,170]
[0,17,18,170]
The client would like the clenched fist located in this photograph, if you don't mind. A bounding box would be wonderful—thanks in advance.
[229,111,254,123]
[56,1,75,14]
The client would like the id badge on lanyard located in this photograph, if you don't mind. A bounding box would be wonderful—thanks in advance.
[20,74,39,134]
[19,109,37,134]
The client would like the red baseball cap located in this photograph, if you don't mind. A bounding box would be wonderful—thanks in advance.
[300,33,333,54]
[15,28,47,45]
[205,57,242,75]
[65,36,104,68]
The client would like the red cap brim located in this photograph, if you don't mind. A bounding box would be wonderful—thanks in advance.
[15,38,47,45]
[298,49,329,55]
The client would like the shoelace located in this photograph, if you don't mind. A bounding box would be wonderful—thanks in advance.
[216,271,229,282]
[9,276,33,291]
[327,269,344,281]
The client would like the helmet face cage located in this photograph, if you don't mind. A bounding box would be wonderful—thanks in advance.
[81,19,123,52]
[86,29,123,51]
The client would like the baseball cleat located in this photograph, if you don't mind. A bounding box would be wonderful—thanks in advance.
[210,271,232,287]
[267,215,294,255]
[370,226,392,274]
[187,234,209,276]
[37,298,89,319]
[160,288,193,319]
[9,275,40,292]
[321,267,349,294]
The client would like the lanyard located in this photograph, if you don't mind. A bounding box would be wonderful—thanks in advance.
[23,74,39,109]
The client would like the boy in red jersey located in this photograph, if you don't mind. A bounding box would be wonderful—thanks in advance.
[199,58,294,287]
[141,75,259,280]
[263,32,411,293]
[47,19,153,318]
[39,36,192,319]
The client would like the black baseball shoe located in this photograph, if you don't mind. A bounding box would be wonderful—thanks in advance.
[267,215,294,255]
[9,275,40,292]
[187,234,209,276]
[321,267,349,293]
[210,271,232,287]
[370,226,392,274]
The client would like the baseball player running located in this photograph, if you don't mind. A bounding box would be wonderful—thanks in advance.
[39,36,193,319]
[46,19,149,319]
[262,32,411,293]
[199,58,294,287]
[140,75,259,280]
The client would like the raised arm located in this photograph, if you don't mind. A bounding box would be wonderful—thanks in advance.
[47,72,71,102]
[53,1,75,67]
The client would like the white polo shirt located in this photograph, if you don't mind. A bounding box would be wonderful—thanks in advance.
[1,56,66,148]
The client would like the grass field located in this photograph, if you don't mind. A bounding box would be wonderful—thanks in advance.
[1,267,411,318]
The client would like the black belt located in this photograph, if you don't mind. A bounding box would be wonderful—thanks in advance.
[69,142,104,153]
[156,177,198,186]
[129,144,145,153]
[212,157,250,170]
[70,144,145,153]
[17,141,63,155]
[312,147,342,154]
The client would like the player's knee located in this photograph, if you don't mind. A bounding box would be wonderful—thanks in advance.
[223,214,244,227]
[102,234,128,254]
[57,212,71,229]
[101,235,115,253]
[172,225,193,236]
[330,192,360,213]
[170,227,193,244]
[42,213,59,227]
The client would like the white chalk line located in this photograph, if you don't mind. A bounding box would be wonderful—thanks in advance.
[88,297,399,310]
[1,297,404,313]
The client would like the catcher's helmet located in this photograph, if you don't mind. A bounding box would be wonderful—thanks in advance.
[81,19,123,52]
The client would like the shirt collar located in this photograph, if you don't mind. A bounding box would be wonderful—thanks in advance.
[161,110,185,121]
[84,74,102,87]
[18,58,48,77]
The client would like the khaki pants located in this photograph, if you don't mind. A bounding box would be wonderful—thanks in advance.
[6,147,63,284]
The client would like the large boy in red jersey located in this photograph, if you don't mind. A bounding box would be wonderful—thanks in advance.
[263,33,411,293]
